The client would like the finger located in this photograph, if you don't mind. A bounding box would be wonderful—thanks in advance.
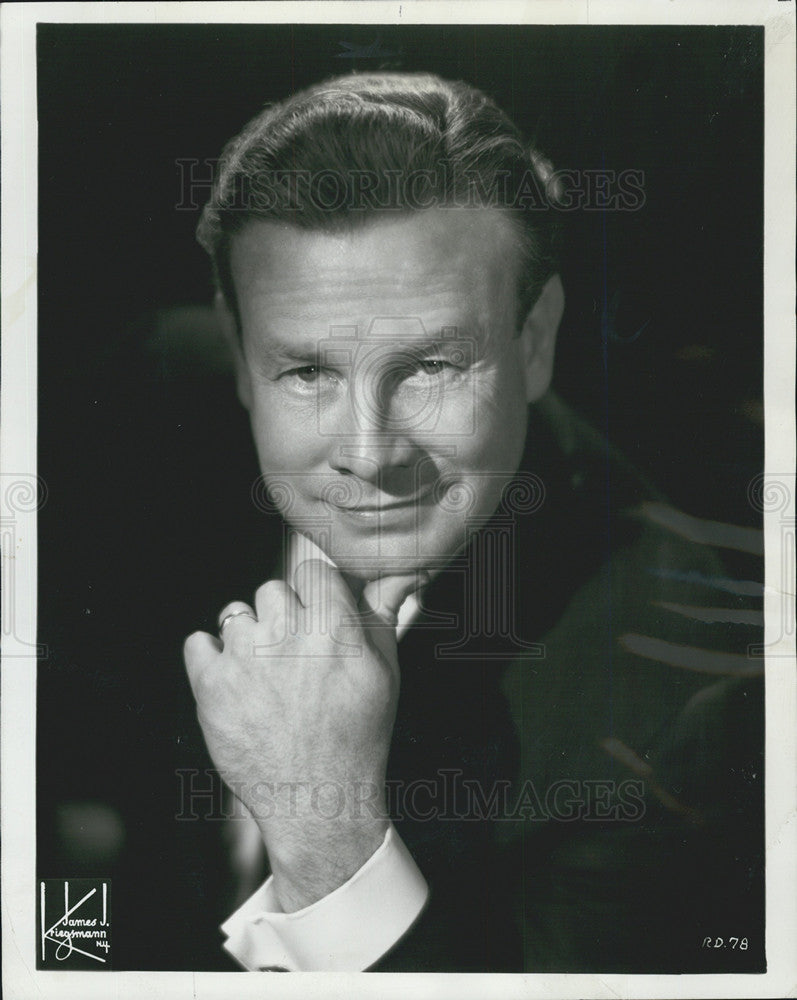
[217,600,257,634]
[254,579,302,628]
[183,630,221,692]
[293,558,355,612]
[359,571,426,627]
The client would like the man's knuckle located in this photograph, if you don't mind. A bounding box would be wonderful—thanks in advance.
[183,630,207,663]
[227,629,255,661]
[256,579,286,607]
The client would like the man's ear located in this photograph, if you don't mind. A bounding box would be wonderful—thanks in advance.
[214,291,253,411]
[518,274,565,403]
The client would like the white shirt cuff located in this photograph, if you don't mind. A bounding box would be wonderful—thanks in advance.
[220,825,429,971]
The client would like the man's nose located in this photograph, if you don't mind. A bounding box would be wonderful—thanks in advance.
[328,374,416,484]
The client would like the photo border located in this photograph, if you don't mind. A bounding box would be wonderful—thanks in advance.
[2,2,794,998]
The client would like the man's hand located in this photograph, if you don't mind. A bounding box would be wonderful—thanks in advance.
[183,560,420,912]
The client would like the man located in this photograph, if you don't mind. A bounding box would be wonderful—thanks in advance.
[184,72,764,972]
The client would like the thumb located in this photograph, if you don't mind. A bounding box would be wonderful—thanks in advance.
[359,571,427,627]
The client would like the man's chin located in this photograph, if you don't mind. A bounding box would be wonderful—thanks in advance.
[326,554,433,583]
[290,515,467,582]
[323,538,463,584]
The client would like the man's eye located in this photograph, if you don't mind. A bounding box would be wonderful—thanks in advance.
[399,358,464,386]
[417,359,451,375]
[283,365,332,387]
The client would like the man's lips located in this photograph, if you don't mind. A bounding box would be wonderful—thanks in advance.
[324,490,434,516]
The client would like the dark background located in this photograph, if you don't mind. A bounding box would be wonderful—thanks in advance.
[36,23,764,971]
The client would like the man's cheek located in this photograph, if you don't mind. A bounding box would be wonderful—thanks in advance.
[431,397,509,473]
[470,381,528,466]
[252,407,323,470]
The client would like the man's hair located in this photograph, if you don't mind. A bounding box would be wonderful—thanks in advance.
[196,72,561,329]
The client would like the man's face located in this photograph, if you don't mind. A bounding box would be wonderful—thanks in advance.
[228,207,559,581]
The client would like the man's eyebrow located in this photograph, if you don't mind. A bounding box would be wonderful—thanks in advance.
[432,323,487,342]
[251,337,322,363]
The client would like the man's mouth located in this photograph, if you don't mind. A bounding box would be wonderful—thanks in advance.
[325,490,434,518]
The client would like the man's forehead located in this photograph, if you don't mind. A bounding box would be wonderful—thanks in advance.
[229,207,521,339]
[252,318,488,364]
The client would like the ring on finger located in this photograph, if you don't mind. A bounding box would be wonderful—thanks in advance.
[218,609,257,638]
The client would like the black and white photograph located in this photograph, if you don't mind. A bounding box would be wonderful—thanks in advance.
[1,3,795,998]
